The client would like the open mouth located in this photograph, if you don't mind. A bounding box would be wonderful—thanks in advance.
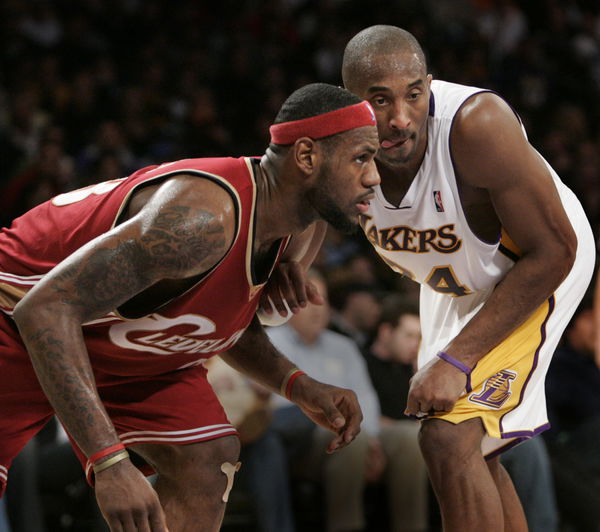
[356,198,371,213]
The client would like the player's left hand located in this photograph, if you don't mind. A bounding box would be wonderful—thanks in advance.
[405,358,467,417]
[289,375,363,453]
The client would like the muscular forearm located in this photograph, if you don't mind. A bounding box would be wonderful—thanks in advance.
[220,317,299,395]
[443,248,573,366]
[14,304,120,456]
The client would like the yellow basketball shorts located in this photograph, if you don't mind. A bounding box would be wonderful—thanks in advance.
[433,296,555,457]
[419,223,595,456]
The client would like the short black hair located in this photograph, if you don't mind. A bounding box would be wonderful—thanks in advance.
[270,83,364,152]
[378,294,419,328]
[328,281,376,312]
[273,83,362,125]
[343,25,427,88]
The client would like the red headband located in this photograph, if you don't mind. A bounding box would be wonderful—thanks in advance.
[269,101,376,145]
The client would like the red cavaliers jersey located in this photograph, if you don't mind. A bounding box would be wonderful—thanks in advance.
[0,157,289,377]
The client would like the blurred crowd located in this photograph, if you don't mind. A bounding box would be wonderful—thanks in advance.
[1,0,600,237]
[1,0,599,531]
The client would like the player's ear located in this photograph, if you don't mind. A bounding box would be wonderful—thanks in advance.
[293,137,319,177]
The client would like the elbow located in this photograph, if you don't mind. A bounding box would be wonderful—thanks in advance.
[12,298,31,328]
[13,296,58,329]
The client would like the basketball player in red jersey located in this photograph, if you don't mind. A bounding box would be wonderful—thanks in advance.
[0,83,380,532]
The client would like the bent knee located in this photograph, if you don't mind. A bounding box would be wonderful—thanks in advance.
[134,435,241,480]
[419,418,484,462]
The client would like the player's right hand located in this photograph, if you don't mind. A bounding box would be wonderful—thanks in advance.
[405,357,466,417]
[94,458,169,532]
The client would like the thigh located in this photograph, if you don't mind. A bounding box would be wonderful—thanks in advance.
[430,297,559,456]
[132,434,241,481]
[419,417,486,459]
[68,364,239,483]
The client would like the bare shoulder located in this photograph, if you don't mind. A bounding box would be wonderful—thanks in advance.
[129,173,238,278]
[128,173,236,220]
[450,92,535,190]
[453,92,520,138]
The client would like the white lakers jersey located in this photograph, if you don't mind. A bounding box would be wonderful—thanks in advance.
[361,79,594,362]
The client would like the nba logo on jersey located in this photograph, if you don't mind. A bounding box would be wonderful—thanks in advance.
[433,190,444,212]
[468,369,517,409]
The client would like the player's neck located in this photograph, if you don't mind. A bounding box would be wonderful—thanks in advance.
[376,135,427,206]
[254,155,306,245]
[376,162,417,207]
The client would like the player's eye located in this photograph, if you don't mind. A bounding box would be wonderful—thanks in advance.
[371,96,387,107]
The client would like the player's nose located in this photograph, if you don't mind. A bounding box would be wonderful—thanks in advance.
[363,160,380,188]
[390,101,411,130]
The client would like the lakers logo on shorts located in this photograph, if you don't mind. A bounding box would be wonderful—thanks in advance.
[468,369,517,409]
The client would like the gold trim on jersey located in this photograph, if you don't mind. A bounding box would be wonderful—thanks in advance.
[110,167,243,236]
[499,228,522,261]
[424,264,473,297]
[359,214,462,255]
[378,254,416,280]
[0,282,29,311]
[243,158,259,291]
[109,164,245,321]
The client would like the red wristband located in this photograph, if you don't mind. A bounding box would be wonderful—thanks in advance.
[285,370,306,400]
[85,442,126,486]
[88,443,125,467]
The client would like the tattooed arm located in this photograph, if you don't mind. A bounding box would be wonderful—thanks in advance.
[12,174,235,531]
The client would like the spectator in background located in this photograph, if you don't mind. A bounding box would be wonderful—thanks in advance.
[0,126,74,225]
[0,500,9,532]
[328,279,382,349]
[362,295,428,532]
[206,357,289,532]
[76,120,135,186]
[545,291,600,531]
[0,1,598,527]
[500,437,558,532]
[5,417,108,532]
[268,269,383,532]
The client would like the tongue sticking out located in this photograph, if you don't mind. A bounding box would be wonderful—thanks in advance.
[381,138,406,149]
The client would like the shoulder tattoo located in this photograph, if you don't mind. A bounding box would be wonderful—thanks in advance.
[50,205,227,313]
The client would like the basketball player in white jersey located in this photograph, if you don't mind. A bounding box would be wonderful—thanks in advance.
[317,24,597,531]
[260,25,595,531]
